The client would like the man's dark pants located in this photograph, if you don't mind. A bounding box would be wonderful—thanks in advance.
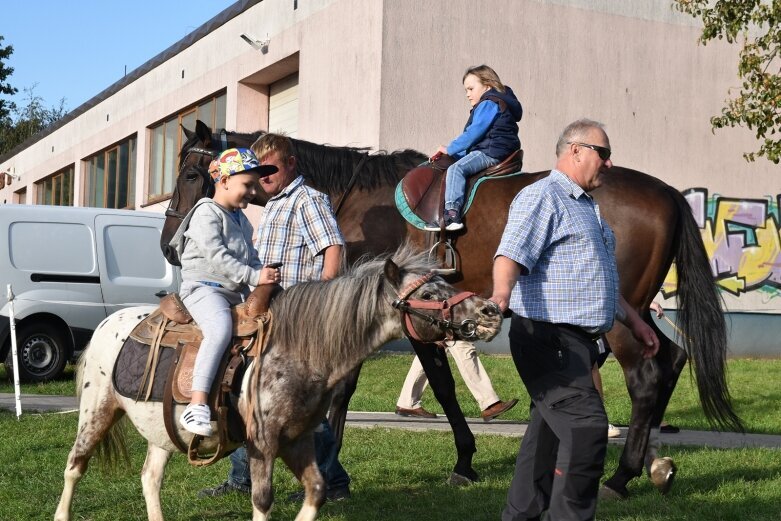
[502,315,608,521]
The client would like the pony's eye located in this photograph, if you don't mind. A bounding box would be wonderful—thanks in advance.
[421,292,433,300]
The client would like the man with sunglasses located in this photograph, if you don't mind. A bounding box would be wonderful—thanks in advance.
[490,119,658,521]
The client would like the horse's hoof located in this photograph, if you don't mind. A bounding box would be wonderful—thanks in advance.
[598,485,627,501]
[447,472,475,487]
[649,457,677,495]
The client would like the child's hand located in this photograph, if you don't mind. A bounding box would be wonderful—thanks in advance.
[259,266,281,285]
[429,146,448,162]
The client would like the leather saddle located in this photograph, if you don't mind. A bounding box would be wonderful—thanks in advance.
[397,149,523,231]
[111,283,283,466]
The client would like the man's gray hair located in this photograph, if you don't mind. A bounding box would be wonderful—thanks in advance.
[555,119,606,157]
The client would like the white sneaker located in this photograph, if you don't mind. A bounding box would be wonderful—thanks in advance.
[179,403,213,436]
[445,220,464,231]
[423,222,442,232]
[607,424,621,438]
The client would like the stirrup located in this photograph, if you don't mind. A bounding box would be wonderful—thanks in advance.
[428,240,458,275]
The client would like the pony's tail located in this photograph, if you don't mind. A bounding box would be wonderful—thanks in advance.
[94,416,131,473]
[74,347,131,471]
[670,187,743,432]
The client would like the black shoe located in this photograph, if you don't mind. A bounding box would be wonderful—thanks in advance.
[444,209,464,231]
[287,486,351,502]
[660,422,680,434]
[198,480,251,498]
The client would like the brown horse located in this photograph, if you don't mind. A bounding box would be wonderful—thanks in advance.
[161,120,741,499]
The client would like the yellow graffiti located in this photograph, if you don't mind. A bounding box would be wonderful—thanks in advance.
[663,196,781,298]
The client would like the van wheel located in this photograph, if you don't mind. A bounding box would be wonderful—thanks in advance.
[3,323,68,382]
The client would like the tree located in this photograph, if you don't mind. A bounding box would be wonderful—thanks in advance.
[0,35,18,123]
[673,0,781,163]
[0,86,67,156]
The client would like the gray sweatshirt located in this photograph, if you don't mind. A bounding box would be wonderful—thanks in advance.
[170,198,262,292]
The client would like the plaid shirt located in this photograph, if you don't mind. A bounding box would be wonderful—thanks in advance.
[495,170,619,333]
[255,175,344,288]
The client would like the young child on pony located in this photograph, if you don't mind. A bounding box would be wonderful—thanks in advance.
[171,147,281,436]
[426,64,523,231]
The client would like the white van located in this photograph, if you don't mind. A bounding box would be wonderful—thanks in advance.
[0,205,180,382]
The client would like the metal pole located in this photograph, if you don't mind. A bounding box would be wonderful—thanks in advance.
[7,285,22,419]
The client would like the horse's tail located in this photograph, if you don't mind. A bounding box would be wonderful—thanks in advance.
[94,416,131,473]
[669,186,743,432]
[75,342,131,472]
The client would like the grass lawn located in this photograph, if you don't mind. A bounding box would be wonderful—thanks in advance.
[2,354,781,519]
[1,409,780,520]
[2,353,781,433]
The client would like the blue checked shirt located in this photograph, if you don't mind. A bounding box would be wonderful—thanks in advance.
[255,175,344,288]
[495,170,619,333]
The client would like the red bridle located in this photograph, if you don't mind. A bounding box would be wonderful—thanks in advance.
[391,272,480,343]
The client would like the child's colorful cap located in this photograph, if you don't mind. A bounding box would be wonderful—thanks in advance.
[208,148,277,182]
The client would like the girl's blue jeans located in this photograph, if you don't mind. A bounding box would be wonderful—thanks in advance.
[445,150,499,212]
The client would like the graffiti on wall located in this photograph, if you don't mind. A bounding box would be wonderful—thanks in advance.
[662,188,781,301]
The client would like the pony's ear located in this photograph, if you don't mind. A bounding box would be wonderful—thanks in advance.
[384,259,401,286]
[195,120,212,146]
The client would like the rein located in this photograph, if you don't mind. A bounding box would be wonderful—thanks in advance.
[332,153,368,216]
[391,272,479,342]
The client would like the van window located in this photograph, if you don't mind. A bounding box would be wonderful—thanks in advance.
[103,224,166,279]
[9,222,96,273]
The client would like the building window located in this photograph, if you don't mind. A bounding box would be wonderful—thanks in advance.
[84,136,137,209]
[14,187,27,205]
[35,166,74,206]
[148,92,226,201]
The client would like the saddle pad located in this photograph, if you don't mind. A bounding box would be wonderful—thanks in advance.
[396,169,526,230]
[112,337,176,402]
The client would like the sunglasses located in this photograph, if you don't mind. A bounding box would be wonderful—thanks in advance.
[568,142,611,161]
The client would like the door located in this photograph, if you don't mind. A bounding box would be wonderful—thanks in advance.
[268,73,299,137]
[95,213,180,314]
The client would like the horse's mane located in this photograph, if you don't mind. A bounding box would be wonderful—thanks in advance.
[268,243,436,373]
[202,128,427,193]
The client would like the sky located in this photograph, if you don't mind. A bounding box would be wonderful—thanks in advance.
[1,1,236,115]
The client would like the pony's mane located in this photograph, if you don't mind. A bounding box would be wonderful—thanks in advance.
[202,128,427,193]
[268,244,436,372]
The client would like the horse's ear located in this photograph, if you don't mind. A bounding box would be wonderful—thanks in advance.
[181,124,194,141]
[195,120,212,146]
[384,259,401,286]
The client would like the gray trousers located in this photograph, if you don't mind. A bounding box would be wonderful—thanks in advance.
[502,315,608,521]
[180,281,243,393]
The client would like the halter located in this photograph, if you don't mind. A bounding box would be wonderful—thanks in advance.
[391,271,480,342]
[165,147,218,219]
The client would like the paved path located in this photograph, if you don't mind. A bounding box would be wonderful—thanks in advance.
[3,393,781,449]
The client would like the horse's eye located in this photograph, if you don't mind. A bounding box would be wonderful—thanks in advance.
[421,292,433,300]
[185,171,201,181]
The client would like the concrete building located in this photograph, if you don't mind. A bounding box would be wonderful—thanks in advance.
[1,0,778,353]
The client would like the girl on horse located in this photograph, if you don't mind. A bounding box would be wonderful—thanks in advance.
[426,64,523,231]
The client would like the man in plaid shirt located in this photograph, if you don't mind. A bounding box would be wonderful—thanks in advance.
[199,133,349,502]
[491,119,658,521]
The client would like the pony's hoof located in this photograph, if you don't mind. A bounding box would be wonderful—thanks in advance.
[598,485,627,501]
[649,457,677,495]
[447,472,475,487]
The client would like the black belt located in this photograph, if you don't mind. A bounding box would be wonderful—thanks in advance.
[556,323,602,342]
